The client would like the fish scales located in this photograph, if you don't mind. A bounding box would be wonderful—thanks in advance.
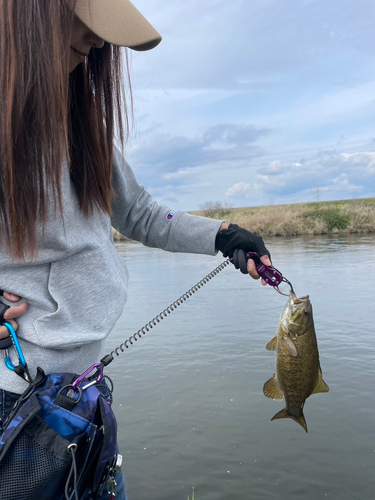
[276,322,318,414]
[263,292,329,432]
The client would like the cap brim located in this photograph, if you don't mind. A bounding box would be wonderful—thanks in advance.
[74,0,162,51]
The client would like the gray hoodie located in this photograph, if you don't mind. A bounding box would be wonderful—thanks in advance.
[0,147,223,394]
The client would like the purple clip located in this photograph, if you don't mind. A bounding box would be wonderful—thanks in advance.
[72,363,103,391]
[246,252,283,287]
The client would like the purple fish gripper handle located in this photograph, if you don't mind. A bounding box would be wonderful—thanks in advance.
[246,252,283,287]
[72,363,103,391]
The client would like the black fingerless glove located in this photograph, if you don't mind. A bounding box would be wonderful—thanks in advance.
[215,223,271,260]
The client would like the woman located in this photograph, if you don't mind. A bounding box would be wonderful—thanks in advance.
[0,1,271,498]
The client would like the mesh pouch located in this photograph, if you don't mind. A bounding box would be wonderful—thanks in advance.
[0,367,118,500]
[0,419,74,500]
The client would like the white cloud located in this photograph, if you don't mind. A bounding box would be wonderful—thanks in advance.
[225,182,251,197]
[253,151,375,202]
[262,161,282,175]
[163,168,192,180]
[128,123,268,180]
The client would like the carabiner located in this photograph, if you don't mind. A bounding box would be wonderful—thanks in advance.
[1,322,32,383]
[72,363,103,391]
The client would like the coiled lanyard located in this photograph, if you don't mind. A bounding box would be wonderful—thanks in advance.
[0,254,294,384]
[99,258,232,368]
[99,252,294,369]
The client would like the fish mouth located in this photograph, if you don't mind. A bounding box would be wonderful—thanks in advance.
[291,293,309,304]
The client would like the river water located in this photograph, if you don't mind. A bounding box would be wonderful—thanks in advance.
[105,234,375,500]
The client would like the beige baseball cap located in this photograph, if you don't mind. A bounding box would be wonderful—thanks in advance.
[74,0,162,51]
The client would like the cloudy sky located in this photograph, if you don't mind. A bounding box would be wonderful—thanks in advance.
[123,0,375,211]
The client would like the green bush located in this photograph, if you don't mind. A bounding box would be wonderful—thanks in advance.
[306,207,350,231]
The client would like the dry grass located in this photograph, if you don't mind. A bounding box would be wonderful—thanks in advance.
[112,228,126,241]
[111,198,375,240]
[190,198,375,237]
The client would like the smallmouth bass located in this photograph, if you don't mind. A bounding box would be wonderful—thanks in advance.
[263,292,329,432]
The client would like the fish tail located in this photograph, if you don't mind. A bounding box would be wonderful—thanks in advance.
[271,408,308,433]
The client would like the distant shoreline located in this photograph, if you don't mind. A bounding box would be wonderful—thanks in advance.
[113,198,375,240]
[192,198,375,237]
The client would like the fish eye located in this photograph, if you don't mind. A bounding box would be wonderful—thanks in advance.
[304,310,309,316]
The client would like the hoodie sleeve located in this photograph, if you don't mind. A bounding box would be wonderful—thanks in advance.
[110,146,223,255]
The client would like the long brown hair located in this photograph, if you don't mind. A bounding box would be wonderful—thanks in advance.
[0,0,131,259]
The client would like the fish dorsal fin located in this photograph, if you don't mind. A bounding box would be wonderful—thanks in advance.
[266,336,277,351]
[263,374,284,401]
[312,367,330,394]
[283,336,298,357]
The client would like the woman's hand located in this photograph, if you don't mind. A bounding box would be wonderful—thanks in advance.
[216,223,272,285]
[247,254,272,285]
[0,292,28,339]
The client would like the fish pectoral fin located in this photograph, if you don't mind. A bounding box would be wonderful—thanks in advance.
[312,367,330,394]
[283,336,298,357]
[266,336,277,351]
[263,375,284,401]
[271,408,308,433]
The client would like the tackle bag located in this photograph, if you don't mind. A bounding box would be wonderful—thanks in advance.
[0,367,119,500]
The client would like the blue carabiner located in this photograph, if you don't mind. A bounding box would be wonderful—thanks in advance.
[2,322,27,371]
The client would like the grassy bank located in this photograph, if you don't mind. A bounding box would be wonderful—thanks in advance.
[112,198,375,240]
[190,198,375,237]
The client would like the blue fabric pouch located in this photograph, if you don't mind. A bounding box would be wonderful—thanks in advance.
[0,367,118,500]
